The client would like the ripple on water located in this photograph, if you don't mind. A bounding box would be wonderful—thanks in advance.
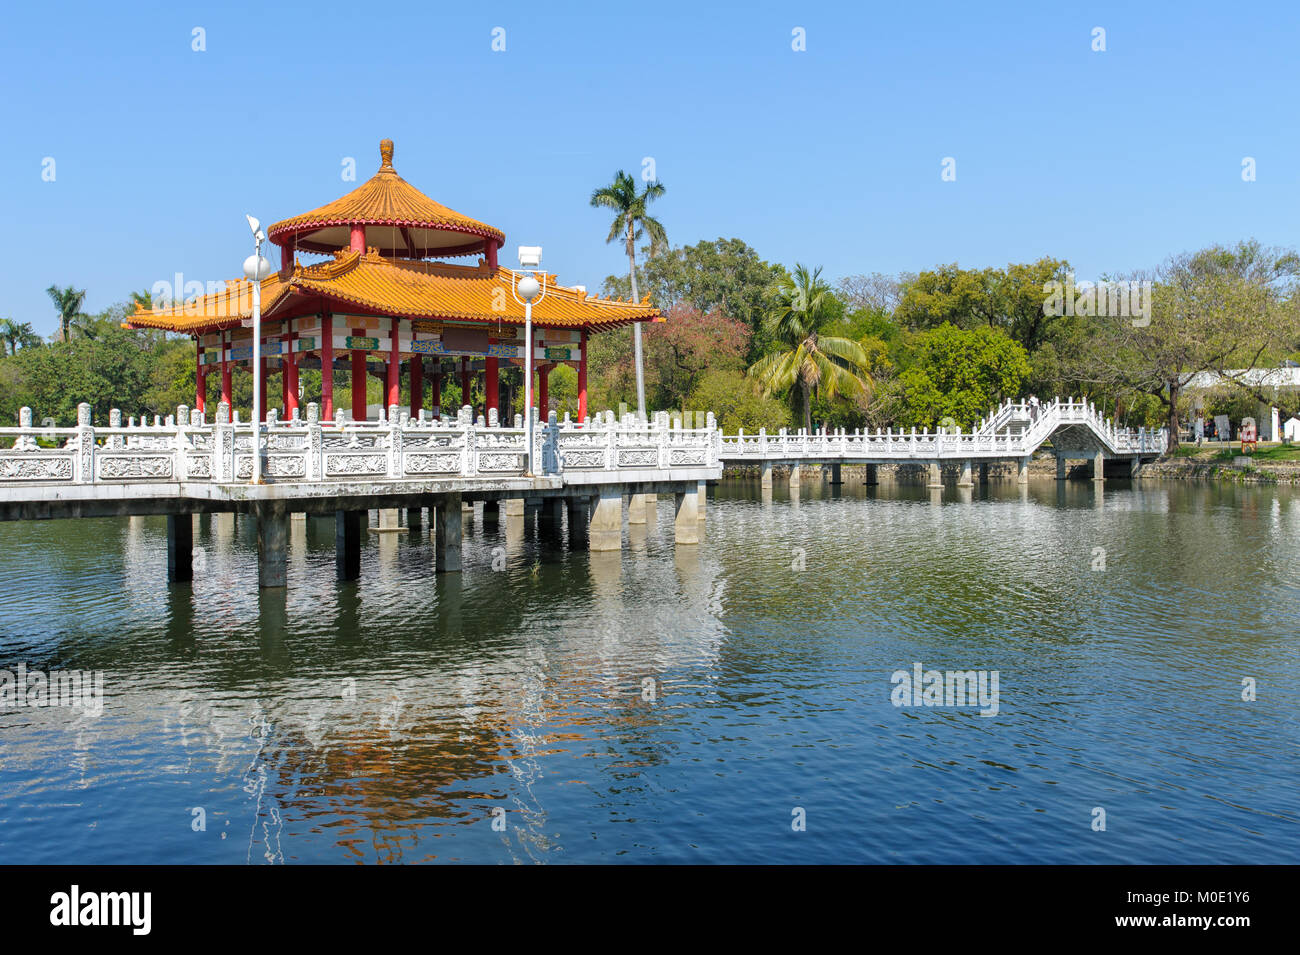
[0,482,1297,863]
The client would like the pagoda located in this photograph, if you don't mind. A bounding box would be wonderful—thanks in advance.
[128,139,661,423]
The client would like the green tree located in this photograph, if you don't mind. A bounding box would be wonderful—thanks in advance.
[748,264,872,432]
[896,324,1030,429]
[0,318,41,355]
[603,238,788,363]
[45,285,92,342]
[1070,240,1300,448]
[895,258,1070,352]
[689,369,793,433]
[585,305,750,415]
[590,170,667,420]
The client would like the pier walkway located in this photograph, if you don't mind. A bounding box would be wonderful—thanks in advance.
[0,401,721,585]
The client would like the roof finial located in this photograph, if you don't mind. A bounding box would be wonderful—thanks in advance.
[380,138,394,170]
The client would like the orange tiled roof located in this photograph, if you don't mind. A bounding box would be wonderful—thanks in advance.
[268,140,504,258]
[126,250,660,334]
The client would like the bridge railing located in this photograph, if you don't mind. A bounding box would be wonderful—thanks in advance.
[0,403,721,486]
[718,397,1168,460]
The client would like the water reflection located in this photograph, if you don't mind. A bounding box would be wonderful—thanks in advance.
[0,477,1297,864]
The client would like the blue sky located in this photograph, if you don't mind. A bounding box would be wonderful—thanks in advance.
[2,0,1297,335]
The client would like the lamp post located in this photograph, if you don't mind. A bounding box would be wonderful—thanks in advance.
[512,245,545,477]
[243,215,274,484]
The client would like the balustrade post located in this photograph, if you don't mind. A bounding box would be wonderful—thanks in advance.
[459,405,475,477]
[174,405,189,480]
[214,401,231,481]
[306,402,322,481]
[387,404,402,477]
[109,409,123,450]
[544,410,560,475]
[75,403,94,484]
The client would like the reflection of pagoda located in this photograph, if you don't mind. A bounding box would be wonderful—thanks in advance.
[129,140,661,423]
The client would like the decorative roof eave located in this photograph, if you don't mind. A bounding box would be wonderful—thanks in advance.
[306,288,654,331]
[123,255,661,335]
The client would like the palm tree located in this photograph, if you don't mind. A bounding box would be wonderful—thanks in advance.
[590,170,667,420]
[748,264,872,433]
[45,285,88,342]
[0,318,39,355]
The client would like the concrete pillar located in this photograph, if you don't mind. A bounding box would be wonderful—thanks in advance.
[540,496,564,528]
[926,461,943,488]
[1130,456,1141,479]
[435,493,463,572]
[789,463,801,488]
[1056,454,1067,481]
[978,463,990,485]
[865,463,878,486]
[674,488,700,544]
[377,507,402,531]
[406,507,422,531]
[628,492,648,525]
[697,480,707,522]
[255,501,288,589]
[589,485,623,552]
[503,498,524,517]
[567,495,590,546]
[335,510,361,580]
[760,460,773,490]
[167,514,193,583]
[1093,451,1105,483]
[1017,456,1030,484]
[957,460,973,487]
[829,463,842,485]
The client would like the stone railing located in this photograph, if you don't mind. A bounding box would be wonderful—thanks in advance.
[0,402,722,486]
[720,397,1168,461]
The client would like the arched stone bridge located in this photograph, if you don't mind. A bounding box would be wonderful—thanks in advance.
[720,398,1168,487]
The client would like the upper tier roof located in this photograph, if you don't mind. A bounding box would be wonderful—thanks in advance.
[126,250,661,335]
[268,140,505,258]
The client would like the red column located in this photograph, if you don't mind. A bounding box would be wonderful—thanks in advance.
[278,241,293,279]
[485,351,499,416]
[350,225,365,253]
[195,342,205,413]
[486,240,498,270]
[538,364,550,414]
[220,331,232,408]
[431,371,442,417]
[285,353,299,419]
[258,356,268,422]
[351,326,367,421]
[410,354,423,418]
[387,318,401,411]
[320,313,333,420]
[460,356,470,408]
[281,357,290,414]
[578,330,588,421]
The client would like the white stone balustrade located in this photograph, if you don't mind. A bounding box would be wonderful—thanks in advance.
[0,402,723,486]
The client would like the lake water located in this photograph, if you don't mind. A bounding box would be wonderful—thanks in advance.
[1,477,1297,864]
